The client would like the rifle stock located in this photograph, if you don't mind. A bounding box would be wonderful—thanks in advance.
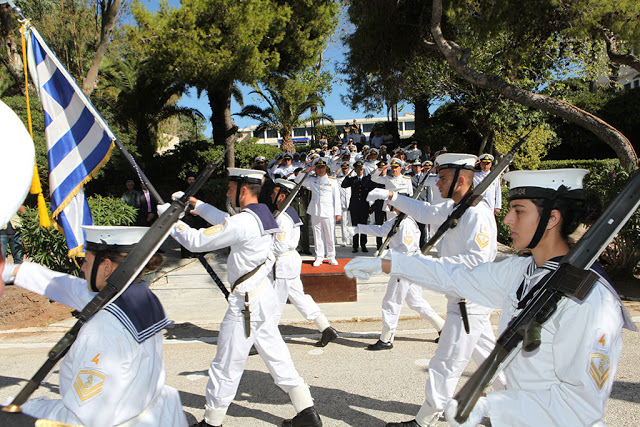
[454,170,640,423]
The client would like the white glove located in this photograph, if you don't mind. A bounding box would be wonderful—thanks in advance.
[344,257,382,280]
[444,397,489,427]
[171,191,185,201]
[346,226,357,239]
[2,263,16,284]
[366,188,391,205]
[157,203,171,217]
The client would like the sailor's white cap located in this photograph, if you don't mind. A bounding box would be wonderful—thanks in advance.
[82,226,148,252]
[411,159,422,166]
[227,168,266,184]
[254,156,266,162]
[422,160,434,168]
[0,100,35,228]
[435,153,477,171]
[275,178,296,192]
[503,169,589,200]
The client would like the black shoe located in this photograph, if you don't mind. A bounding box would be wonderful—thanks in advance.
[300,250,313,256]
[281,406,322,427]
[385,420,420,427]
[314,327,338,347]
[249,345,259,356]
[352,248,358,253]
[361,247,368,253]
[435,330,441,344]
[191,420,219,427]
[366,339,393,351]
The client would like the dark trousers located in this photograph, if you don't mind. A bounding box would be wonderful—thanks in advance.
[374,210,386,249]
[350,209,369,250]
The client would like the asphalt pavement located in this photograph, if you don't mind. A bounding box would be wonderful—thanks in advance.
[0,233,639,426]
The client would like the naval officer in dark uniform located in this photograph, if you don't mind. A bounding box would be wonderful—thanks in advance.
[341,160,373,253]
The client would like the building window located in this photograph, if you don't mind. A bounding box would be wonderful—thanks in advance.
[635,80,640,88]
[253,129,265,139]
[266,129,279,138]
[293,127,306,137]
[404,121,415,131]
[624,82,632,90]
[363,123,373,133]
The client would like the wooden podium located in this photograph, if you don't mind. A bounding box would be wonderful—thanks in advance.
[300,258,357,303]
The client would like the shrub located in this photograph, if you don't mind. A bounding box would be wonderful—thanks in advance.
[21,196,137,276]
[314,124,337,143]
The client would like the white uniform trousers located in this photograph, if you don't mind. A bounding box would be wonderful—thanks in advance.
[382,277,441,333]
[206,303,305,411]
[311,215,336,259]
[338,209,351,246]
[273,276,322,324]
[423,305,505,411]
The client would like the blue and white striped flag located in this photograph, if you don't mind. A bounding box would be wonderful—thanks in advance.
[25,25,114,256]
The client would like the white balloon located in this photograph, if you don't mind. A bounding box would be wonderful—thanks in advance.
[0,100,35,228]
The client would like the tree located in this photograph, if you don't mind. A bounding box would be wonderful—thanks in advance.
[236,73,334,153]
[426,0,638,169]
[133,0,337,167]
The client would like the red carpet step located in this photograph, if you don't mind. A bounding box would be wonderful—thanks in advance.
[300,258,357,303]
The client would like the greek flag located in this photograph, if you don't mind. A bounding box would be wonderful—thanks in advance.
[25,25,114,256]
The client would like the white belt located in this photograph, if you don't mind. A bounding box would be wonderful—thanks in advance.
[276,249,297,258]
[232,277,269,299]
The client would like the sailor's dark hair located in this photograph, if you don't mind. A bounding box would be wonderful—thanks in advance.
[530,194,601,240]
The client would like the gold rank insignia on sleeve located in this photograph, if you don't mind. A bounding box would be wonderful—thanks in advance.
[73,370,106,403]
[404,235,413,245]
[475,231,490,248]
[588,353,611,390]
[203,224,224,236]
[276,229,286,241]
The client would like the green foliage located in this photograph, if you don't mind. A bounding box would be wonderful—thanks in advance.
[584,166,640,278]
[539,158,620,171]
[314,125,337,142]
[495,186,511,246]
[20,196,137,276]
[494,126,559,170]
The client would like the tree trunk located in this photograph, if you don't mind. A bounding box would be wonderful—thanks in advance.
[82,0,121,96]
[390,102,399,144]
[429,0,638,170]
[0,5,27,95]
[208,81,237,168]
[281,129,295,154]
[413,95,430,135]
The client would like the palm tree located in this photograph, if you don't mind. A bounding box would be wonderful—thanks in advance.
[236,77,334,153]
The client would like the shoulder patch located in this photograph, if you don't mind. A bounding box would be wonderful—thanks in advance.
[402,175,411,179]
[203,223,224,236]
[404,235,413,245]
[276,227,287,242]
[328,176,336,179]
[73,369,106,403]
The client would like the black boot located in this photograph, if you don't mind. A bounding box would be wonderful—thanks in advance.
[434,330,441,344]
[366,339,393,351]
[191,420,220,427]
[314,326,338,347]
[385,420,421,427]
[281,406,322,427]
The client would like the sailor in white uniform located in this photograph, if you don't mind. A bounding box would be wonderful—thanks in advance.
[162,168,322,427]
[271,179,339,347]
[295,159,342,267]
[473,153,502,214]
[365,153,505,426]
[370,158,413,219]
[349,208,445,351]
[347,168,635,427]
[2,226,187,427]
[269,153,297,180]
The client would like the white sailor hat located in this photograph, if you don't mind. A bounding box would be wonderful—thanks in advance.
[479,153,494,162]
[363,145,370,150]
[411,159,422,166]
[0,100,35,228]
[82,225,148,252]
[254,156,266,162]
[422,160,434,168]
[340,162,350,169]
[435,153,477,171]
[389,159,403,168]
[275,178,296,192]
[283,153,293,160]
[369,148,379,154]
[503,169,588,201]
[227,168,266,184]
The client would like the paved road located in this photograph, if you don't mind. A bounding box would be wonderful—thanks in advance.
[1,238,639,426]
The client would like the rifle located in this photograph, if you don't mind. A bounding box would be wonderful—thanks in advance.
[3,162,219,412]
[375,161,439,257]
[273,170,311,219]
[421,131,532,255]
[453,170,640,423]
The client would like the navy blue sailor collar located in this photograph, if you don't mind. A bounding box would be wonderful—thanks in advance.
[243,203,280,235]
[284,206,303,227]
[104,281,171,343]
